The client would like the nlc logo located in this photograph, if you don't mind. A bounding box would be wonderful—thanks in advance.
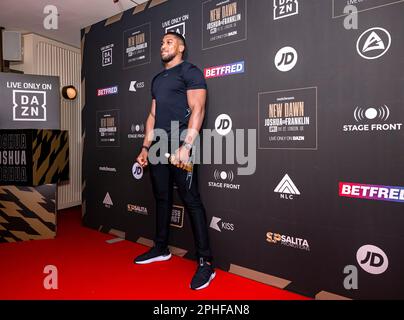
[274,174,300,200]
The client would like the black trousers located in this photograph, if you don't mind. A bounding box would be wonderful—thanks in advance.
[149,162,213,261]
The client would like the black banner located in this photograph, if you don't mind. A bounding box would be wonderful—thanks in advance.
[82,0,404,299]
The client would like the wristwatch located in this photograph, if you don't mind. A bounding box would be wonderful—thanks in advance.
[183,143,193,151]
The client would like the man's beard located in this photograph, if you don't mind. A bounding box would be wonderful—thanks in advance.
[161,52,176,63]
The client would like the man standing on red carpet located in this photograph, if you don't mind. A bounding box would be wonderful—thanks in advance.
[134,32,215,290]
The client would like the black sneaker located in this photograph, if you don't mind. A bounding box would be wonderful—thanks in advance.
[190,258,216,290]
[134,247,172,264]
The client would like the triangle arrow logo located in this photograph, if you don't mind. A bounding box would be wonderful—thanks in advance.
[274,174,300,195]
[210,216,222,232]
[103,192,113,206]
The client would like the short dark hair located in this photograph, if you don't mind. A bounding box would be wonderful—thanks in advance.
[164,31,187,55]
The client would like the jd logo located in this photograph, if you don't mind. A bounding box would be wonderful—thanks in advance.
[132,162,143,180]
[361,251,384,267]
[215,114,232,136]
[274,46,298,72]
[356,245,388,275]
[13,90,47,121]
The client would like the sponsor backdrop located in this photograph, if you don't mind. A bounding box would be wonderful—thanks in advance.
[81,0,404,299]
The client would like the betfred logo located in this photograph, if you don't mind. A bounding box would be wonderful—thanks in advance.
[339,182,404,203]
[97,86,118,96]
[204,61,244,79]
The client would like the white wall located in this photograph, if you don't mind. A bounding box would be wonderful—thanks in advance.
[19,33,82,209]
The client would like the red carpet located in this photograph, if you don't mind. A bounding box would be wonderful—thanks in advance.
[0,207,308,300]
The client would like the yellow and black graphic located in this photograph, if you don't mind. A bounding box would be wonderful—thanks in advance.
[32,129,69,185]
[1,129,69,186]
[0,184,56,243]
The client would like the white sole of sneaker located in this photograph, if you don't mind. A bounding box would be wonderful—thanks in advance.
[192,272,216,290]
[135,253,172,264]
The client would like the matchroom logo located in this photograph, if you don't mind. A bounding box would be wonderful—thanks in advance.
[339,182,404,203]
[357,27,391,60]
[274,174,300,200]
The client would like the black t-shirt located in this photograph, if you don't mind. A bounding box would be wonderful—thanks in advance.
[151,61,207,139]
